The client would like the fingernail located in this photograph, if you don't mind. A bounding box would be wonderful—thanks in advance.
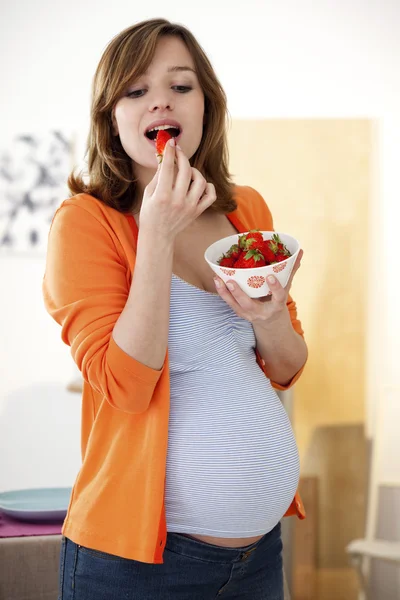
[169,138,175,147]
[226,282,235,291]
[176,144,182,150]
[214,278,221,288]
[267,275,275,284]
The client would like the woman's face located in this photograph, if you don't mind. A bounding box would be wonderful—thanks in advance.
[112,36,205,188]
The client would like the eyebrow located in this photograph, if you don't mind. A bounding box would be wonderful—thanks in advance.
[138,65,198,81]
[167,65,197,74]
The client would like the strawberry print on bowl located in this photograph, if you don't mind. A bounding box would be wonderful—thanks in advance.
[247,275,265,289]
[272,262,287,273]
[220,267,236,276]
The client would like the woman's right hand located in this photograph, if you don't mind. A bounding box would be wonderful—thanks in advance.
[138,138,217,241]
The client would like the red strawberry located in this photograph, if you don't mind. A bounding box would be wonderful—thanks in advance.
[238,230,263,251]
[226,243,241,261]
[219,256,236,267]
[269,233,291,258]
[260,241,277,264]
[234,248,266,269]
[244,230,264,248]
[156,130,173,162]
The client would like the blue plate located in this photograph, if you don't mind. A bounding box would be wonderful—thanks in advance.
[0,487,72,522]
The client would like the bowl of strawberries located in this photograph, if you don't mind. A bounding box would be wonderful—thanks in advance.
[204,230,300,298]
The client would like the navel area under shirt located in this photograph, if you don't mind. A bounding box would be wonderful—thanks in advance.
[164,274,300,538]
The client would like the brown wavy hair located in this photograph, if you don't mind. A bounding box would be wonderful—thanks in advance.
[68,18,237,214]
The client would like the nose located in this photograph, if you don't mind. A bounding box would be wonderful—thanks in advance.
[149,100,173,112]
[148,90,174,112]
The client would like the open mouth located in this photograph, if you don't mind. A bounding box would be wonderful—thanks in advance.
[145,126,181,141]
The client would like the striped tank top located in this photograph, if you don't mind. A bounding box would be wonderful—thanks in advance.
[164,274,300,538]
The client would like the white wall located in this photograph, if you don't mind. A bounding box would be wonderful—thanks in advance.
[1,0,399,489]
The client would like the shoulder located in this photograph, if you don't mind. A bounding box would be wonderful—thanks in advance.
[50,194,130,238]
[232,185,274,230]
[57,193,122,225]
[47,194,134,264]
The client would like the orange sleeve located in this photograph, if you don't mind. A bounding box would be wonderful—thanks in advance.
[249,187,307,390]
[42,204,165,414]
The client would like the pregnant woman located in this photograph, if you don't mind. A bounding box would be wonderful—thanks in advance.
[43,17,308,600]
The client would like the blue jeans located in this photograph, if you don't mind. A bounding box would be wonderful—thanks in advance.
[59,522,283,599]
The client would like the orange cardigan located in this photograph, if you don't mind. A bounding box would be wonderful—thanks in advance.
[43,185,306,564]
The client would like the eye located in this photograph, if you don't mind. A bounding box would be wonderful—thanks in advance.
[126,85,192,99]
[127,89,146,98]
[173,86,192,93]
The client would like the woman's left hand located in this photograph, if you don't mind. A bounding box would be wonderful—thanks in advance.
[213,249,303,327]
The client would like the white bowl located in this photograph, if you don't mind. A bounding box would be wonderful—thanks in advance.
[204,231,300,298]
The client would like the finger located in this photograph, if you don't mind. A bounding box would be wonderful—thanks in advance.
[157,138,177,192]
[186,167,207,204]
[213,277,248,317]
[173,145,193,196]
[214,277,268,322]
[266,275,287,304]
[291,249,303,273]
[284,249,303,291]
[195,182,217,214]
[221,279,265,314]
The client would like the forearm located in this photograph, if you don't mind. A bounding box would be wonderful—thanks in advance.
[253,307,308,387]
[113,228,174,371]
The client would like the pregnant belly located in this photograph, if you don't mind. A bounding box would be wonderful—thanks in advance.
[166,424,299,540]
[166,372,300,539]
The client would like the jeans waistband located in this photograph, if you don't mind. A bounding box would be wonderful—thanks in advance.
[164,522,281,564]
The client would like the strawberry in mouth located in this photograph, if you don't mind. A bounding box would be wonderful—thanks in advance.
[155,130,173,163]
[146,125,181,142]
[145,122,182,157]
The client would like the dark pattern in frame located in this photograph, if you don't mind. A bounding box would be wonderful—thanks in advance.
[0,130,73,256]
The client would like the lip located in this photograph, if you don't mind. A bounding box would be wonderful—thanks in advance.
[144,118,183,145]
